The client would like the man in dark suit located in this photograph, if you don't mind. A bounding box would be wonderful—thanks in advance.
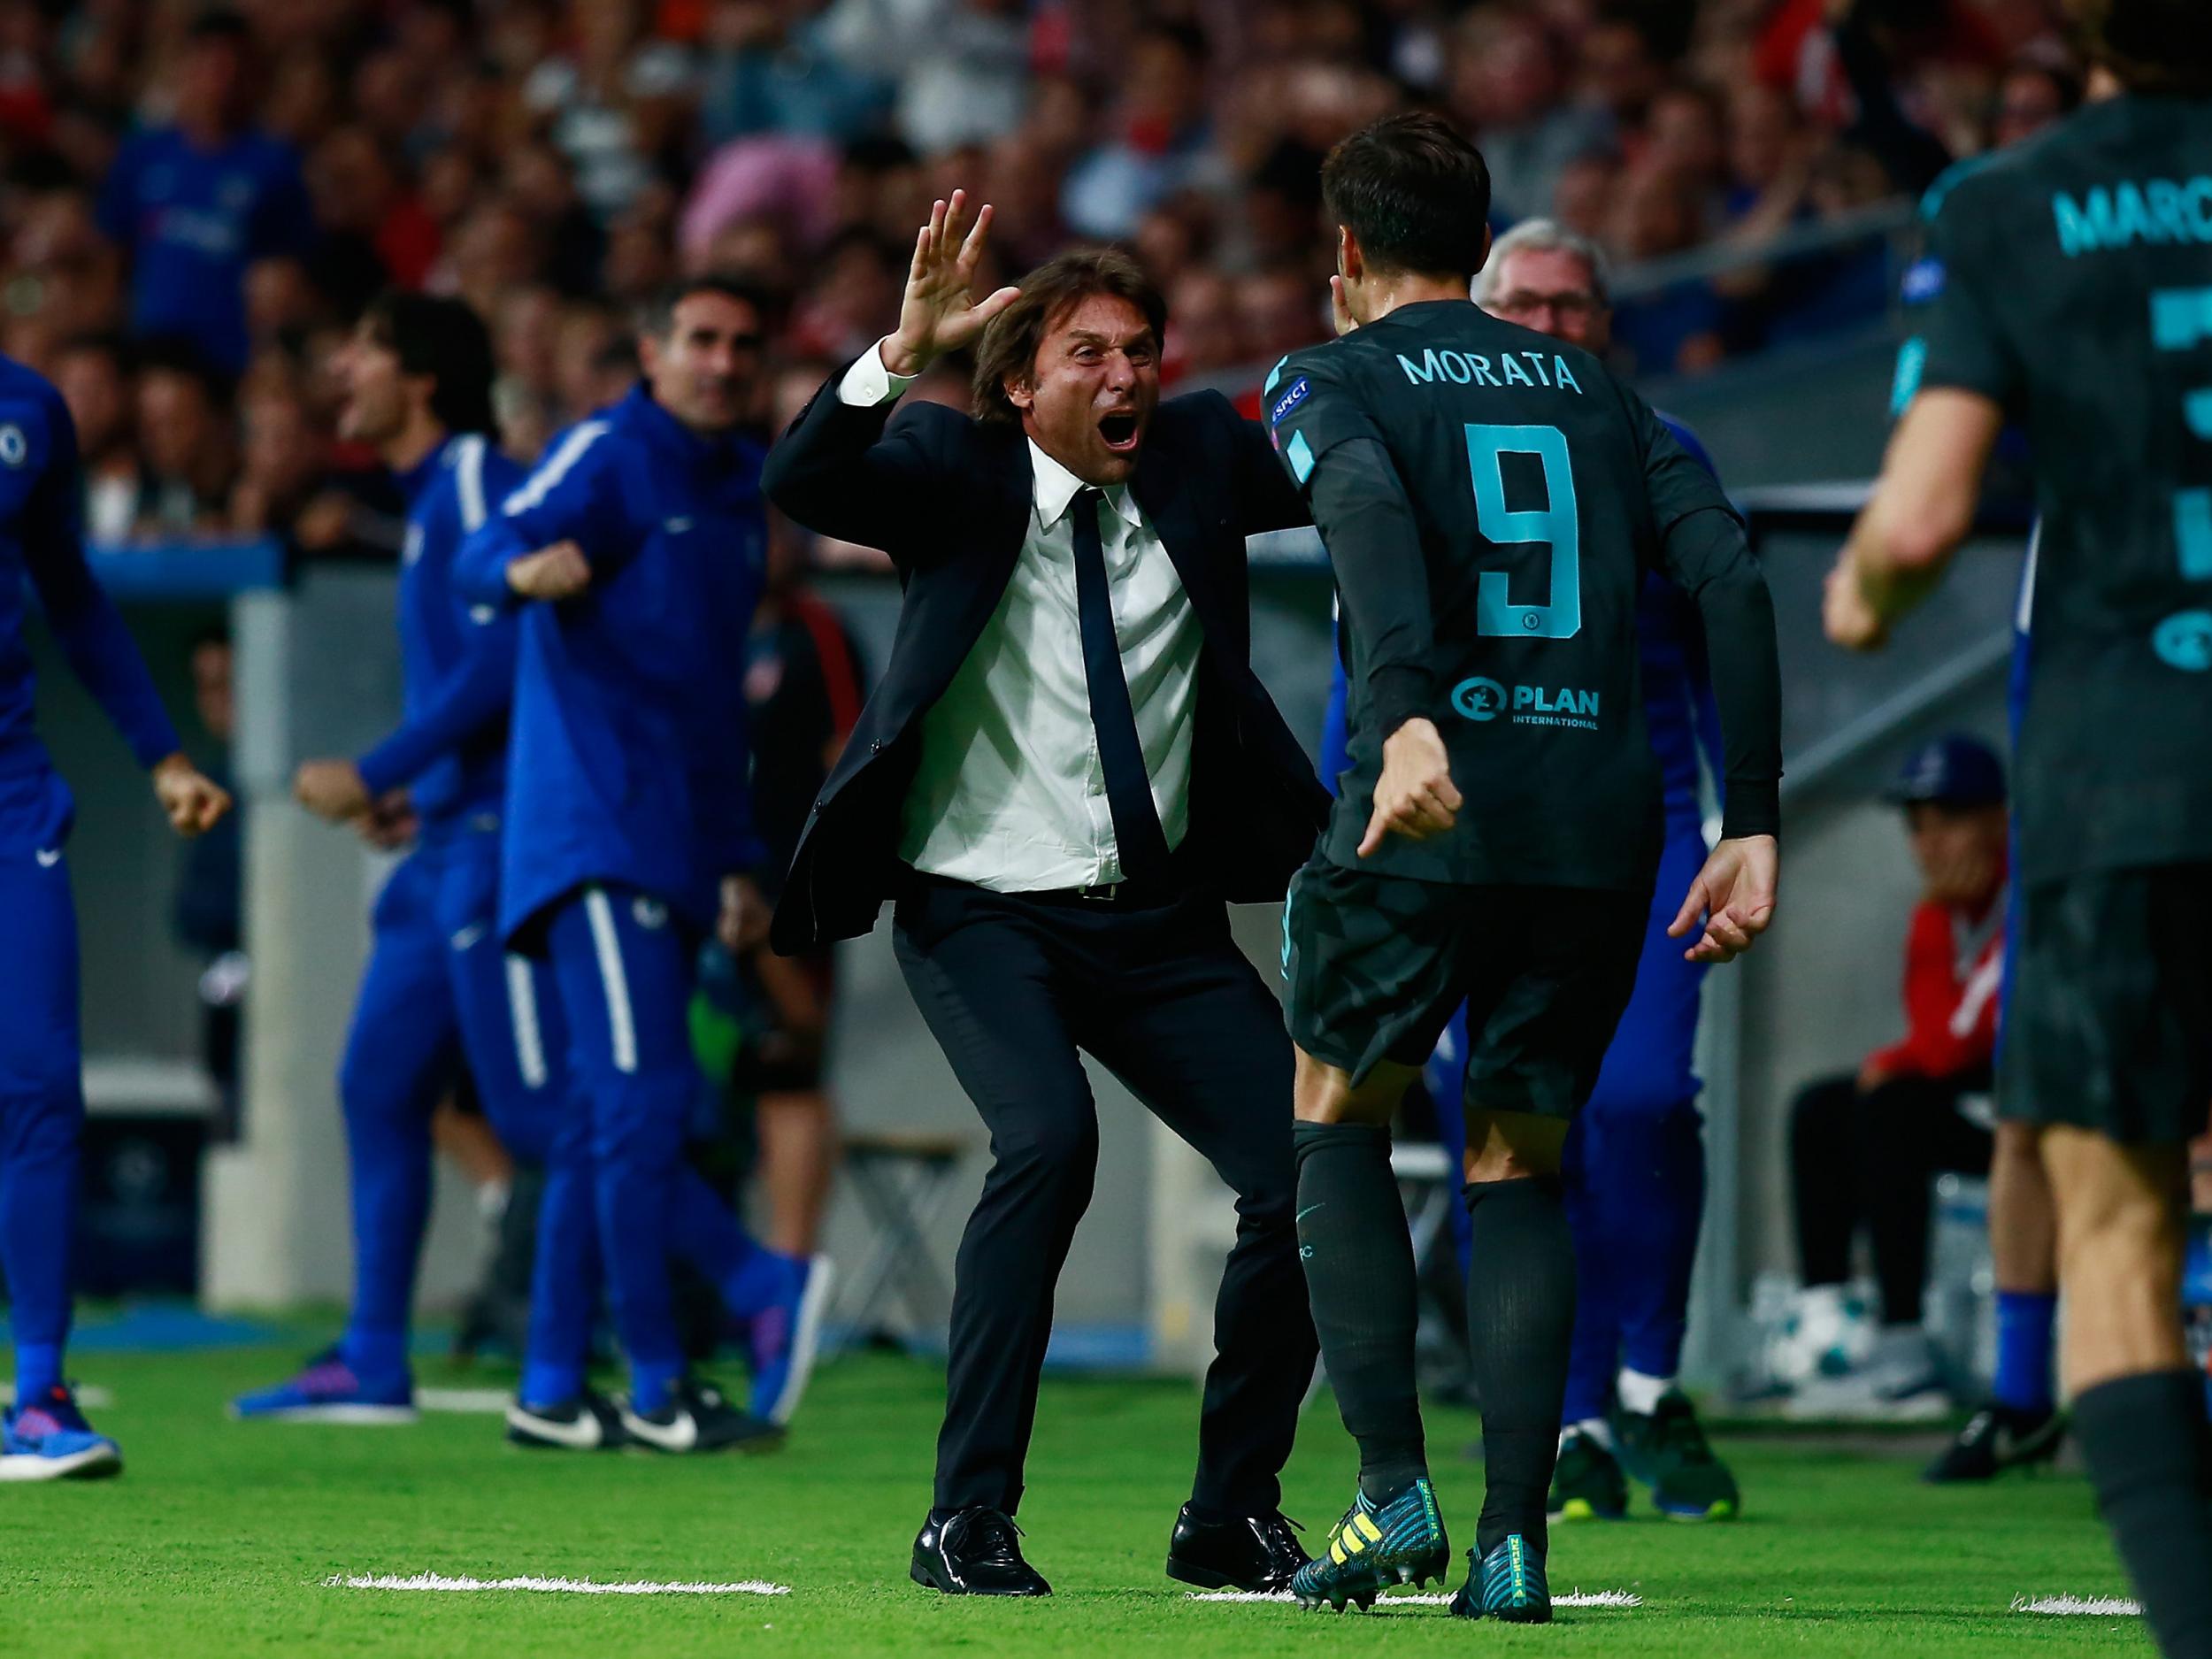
[765,192,1327,1597]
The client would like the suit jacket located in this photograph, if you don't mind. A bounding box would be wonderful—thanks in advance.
[761,363,1331,953]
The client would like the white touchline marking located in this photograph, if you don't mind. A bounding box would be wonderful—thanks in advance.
[327,1574,789,1596]
[1188,1588,1641,1609]
[2012,1594,2142,1617]
[413,1388,515,1415]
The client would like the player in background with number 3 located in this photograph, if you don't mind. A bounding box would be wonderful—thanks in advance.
[1828,4,2212,1652]
[1268,113,1780,1621]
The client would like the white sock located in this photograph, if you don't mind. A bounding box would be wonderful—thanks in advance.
[1617,1368,1675,1417]
[1561,1417,1615,1452]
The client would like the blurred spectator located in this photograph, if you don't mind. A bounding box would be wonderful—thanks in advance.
[130,341,234,538]
[698,0,892,149]
[1060,20,1214,240]
[96,10,316,375]
[52,333,137,544]
[823,0,1032,156]
[522,0,695,223]
[173,623,243,1132]
[1992,49,2083,149]
[1606,163,1725,378]
[305,126,441,296]
[1164,265,1246,384]
[728,524,870,1253]
[228,380,332,543]
[786,226,901,361]
[1237,264,1325,369]
[1448,8,1613,225]
[1785,736,2011,1415]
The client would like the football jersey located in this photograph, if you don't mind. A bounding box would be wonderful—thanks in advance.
[1901,92,2212,882]
[1267,298,1778,892]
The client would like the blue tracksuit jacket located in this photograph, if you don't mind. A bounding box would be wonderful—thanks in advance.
[454,384,771,941]
[355,433,524,833]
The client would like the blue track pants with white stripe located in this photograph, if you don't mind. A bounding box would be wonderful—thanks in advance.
[539,883,782,1412]
[338,827,595,1386]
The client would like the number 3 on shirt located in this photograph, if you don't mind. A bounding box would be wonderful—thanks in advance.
[1465,424,1580,641]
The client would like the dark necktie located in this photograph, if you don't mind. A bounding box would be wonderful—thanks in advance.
[1069,487,1171,882]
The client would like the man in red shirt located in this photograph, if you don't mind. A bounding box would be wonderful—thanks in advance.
[1786,735,2010,1415]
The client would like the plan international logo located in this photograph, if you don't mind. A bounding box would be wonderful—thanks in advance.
[1451,676,1600,731]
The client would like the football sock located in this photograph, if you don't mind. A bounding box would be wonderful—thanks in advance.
[2073,1371,2212,1659]
[1465,1174,1575,1555]
[1617,1367,1674,1417]
[1293,1120,1426,1502]
[12,1342,61,1405]
[1991,1289,2059,1415]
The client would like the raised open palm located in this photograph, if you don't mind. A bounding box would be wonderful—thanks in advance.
[883,189,1021,378]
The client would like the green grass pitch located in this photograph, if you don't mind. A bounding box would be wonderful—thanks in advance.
[0,1342,2147,1656]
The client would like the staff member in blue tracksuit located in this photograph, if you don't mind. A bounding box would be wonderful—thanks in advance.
[1316,221,1742,1522]
[0,354,229,1481]
[226,293,610,1432]
[456,277,831,1453]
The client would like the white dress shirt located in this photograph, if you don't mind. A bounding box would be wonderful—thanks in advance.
[838,342,1202,890]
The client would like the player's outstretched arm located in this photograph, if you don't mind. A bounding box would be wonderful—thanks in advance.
[1825,388,2003,650]
[1668,833,1778,964]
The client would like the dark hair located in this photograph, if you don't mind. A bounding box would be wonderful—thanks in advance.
[634,275,772,343]
[2005,50,2085,113]
[134,335,232,406]
[188,8,251,44]
[1322,111,1494,282]
[2068,0,2212,91]
[58,331,129,372]
[970,248,1167,426]
[362,291,496,436]
[592,336,641,382]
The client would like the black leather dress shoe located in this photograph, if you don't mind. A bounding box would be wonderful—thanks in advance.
[910,1507,1052,1596]
[1164,1503,1306,1592]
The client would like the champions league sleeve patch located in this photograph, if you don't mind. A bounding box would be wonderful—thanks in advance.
[1269,376,1310,426]
[1901,256,1947,305]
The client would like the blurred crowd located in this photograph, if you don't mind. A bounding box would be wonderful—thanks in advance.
[0,0,2087,556]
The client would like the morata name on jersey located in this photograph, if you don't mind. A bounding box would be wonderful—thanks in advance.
[1396,347,1585,393]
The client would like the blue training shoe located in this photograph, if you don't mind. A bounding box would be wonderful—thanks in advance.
[229,1348,417,1424]
[1449,1533,1552,1624]
[746,1254,833,1425]
[2,1384,122,1481]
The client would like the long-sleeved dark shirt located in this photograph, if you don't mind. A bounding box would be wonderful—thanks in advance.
[1268,298,1780,892]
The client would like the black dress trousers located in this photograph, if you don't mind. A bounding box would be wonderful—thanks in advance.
[891,868,1318,1518]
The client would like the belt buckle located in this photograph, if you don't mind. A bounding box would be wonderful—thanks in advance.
[1076,880,1120,903]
